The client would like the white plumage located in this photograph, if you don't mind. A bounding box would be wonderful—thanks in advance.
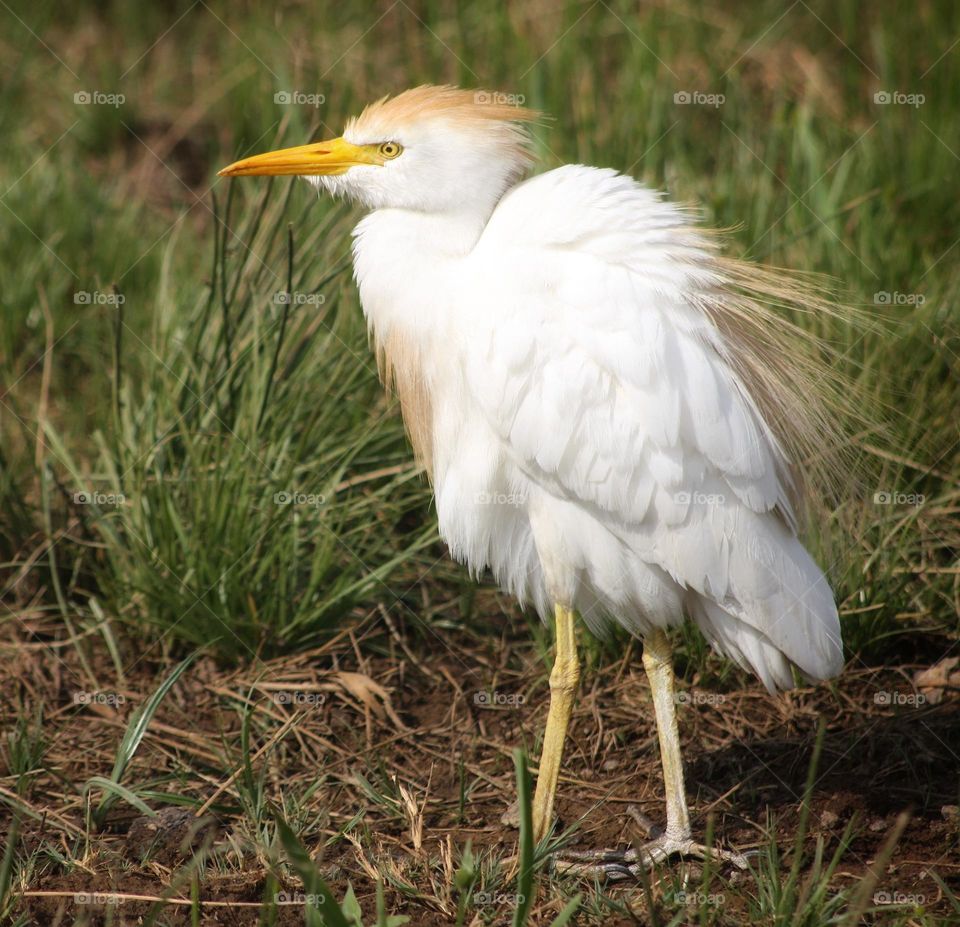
[219,85,847,870]
[352,161,841,692]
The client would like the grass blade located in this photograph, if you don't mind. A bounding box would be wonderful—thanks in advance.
[94,652,199,825]
[549,894,582,927]
[84,776,155,818]
[511,749,535,927]
[275,817,350,927]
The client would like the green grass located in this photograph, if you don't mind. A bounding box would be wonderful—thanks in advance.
[1,0,958,923]
[2,0,957,662]
[41,182,440,657]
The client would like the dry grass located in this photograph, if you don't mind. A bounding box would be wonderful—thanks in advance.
[3,596,958,925]
[2,1,959,924]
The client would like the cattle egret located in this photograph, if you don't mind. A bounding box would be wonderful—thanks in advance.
[219,86,849,877]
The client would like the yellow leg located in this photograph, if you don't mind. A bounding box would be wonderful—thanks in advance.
[553,627,751,878]
[642,628,690,840]
[531,603,580,843]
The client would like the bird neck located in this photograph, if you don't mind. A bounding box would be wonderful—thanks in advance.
[355,205,491,258]
[351,203,493,333]
[352,205,488,340]
[351,205,493,479]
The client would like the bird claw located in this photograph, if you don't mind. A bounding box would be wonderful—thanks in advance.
[554,834,754,881]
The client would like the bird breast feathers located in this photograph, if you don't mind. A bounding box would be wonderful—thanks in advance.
[457,165,793,527]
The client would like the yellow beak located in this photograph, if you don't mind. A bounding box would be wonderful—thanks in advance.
[218,137,382,177]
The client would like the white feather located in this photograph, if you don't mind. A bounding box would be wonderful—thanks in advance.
[350,152,842,691]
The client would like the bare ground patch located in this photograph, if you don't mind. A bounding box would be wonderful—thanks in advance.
[3,604,958,925]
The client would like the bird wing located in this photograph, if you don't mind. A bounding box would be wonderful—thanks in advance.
[461,165,841,685]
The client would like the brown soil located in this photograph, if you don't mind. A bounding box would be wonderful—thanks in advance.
[3,603,958,925]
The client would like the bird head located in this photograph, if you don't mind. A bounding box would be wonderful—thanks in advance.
[219,85,539,216]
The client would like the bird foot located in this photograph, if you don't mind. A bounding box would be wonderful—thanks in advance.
[553,810,752,881]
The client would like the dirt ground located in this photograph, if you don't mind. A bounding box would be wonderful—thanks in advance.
[3,603,959,925]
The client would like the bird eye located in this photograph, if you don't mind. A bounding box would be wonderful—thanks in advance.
[378,141,403,159]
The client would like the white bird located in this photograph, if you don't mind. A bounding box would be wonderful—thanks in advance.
[220,85,848,877]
